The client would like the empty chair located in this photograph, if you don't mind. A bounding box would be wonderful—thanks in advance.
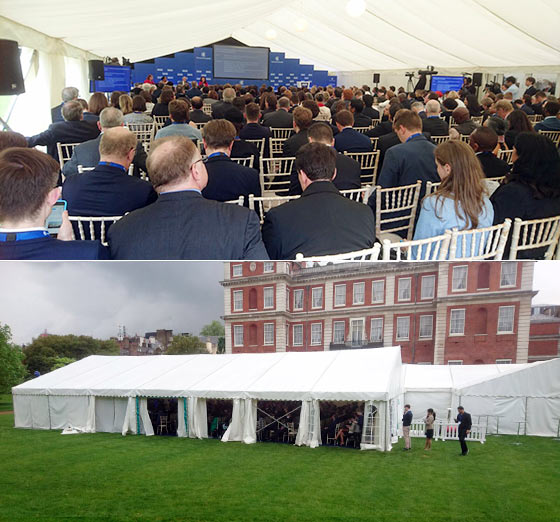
[56,142,80,170]
[381,232,451,260]
[246,138,266,155]
[249,194,299,224]
[343,151,381,185]
[271,128,294,139]
[231,156,254,169]
[69,215,124,246]
[373,181,422,241]
[295,242,381,261]
[497,149,515,165]
[508,215,560,260]
[448,218,512,260]
[259,157,295,196]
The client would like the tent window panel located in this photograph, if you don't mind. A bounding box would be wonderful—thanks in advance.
[450,309,465,335]
[310,323,322,345]
[500,262,517,287]
[419,315,433,339]
[293,324,303,346]
[264,323,274,345]
[397,278,411,301]
[396,316,410,340]
[293,289,304,311]
[311,287,323,309]
[452,265,468,292]
[370,318,383,342]
[233,290,243,312]
[420,275,435,300]
[353,282,365,305]
[498,306,515,333]
[263,287,274,309]
[333,321,345,344]
[334,284,346,307]
[233,325,244,347]
[372,280,384,303]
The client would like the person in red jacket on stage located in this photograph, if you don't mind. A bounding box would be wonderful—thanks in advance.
[198,76,209,88]
[144,74,155,85]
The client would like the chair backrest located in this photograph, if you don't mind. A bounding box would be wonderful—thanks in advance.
[202,104,213,115]
[246,138,266,155]
[343,150,381,185]
[56,142,80,170]
[497,149,515,164]
[369,137,379,150]
[381,232,451,260]
[295,243,382,261]
[249,194,299,224]
[354,126,371,134]
[269,137,287,156]
[431,135,451,145]
[448,219,512,260]
[459,134,471,143]
[508,215,560,260]
[449,117,456,126]
[194,122,207,130]
[271,127,293,139]
[224,196,245,206]
[340,186,371,203]
[259,157,295,196]
[153,115,168,130]
[126,123,155,150]
[538,130,560,146]
[374,181,422,240]
[69,215,123,246]
[471,116,483,125]
[231,156,254,169]
[425,180,441,196]
[370,119,381,127]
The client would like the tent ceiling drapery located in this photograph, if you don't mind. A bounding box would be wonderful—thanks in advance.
[1,1,559,72]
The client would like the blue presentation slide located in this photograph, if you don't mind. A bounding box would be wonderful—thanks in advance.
[93,66,132,92]
[430,76,465,93]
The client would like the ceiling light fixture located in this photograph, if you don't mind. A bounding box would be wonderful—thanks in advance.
[294,18,308,32]
[265,28,277,40]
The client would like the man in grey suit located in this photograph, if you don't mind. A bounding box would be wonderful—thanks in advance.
[108,136,268,260]
[262,97,294,128]
[62,107,147,178]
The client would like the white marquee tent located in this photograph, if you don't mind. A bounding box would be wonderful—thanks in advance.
[12,347,404,451]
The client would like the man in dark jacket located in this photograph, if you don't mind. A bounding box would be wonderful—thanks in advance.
[350,98,373,128]
[189,97,212,124]
[422,100,449,136]
[456,406,472,456]
[262,97,294,128]
[334,110,372,153]
[402,404,413,451]
[469,127,510,178]
[51,86,79,123]
[282,106,313,157]
[262,142,375,259]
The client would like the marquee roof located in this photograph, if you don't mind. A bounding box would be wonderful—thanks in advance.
[1,0,559,71]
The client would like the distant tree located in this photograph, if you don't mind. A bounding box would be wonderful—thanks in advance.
[166,335,207,355]
[49,357,77,370]
[0,324,27,392]
[200,320,225,337]
[217,337,225,354]
[23,335,119,375]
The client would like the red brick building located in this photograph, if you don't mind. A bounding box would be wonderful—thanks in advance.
[222,261,537,364]
[529,305,560,362]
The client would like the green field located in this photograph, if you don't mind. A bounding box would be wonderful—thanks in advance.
[0,412,558,522]
[0,394,13,412]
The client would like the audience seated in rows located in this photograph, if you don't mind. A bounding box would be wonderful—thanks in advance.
[534,101,560,131]
[262,97,294,128]
[350,98,372,127]
[28,100,100,163]
[484,116,508,152]
[123,95,153,124]
[239,103,272,141]
[0,148,108,260]
[288,123,361,195]
[469,127,510,178]
[505,109,535,149]
[362,94,380,120]
[223,109,260,163]
[62,127,157,220]
[201,119,261,207]
[282,107,313,157]
[77,98,99,122]
[211,87,236,119]
[51,87,79,123]
[450,107,478,136]
[107,136,267,260]
[151,88,174,117]
[422,100,449,136]
[262,142,375,259]
[189,97,212,124]
[334,110,372,153]
[154,100,202,142]
[63,107,147,178]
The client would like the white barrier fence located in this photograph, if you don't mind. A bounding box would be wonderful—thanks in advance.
[407,421,486,444]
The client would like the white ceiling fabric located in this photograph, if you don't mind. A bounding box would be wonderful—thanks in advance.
[1,0,559,72]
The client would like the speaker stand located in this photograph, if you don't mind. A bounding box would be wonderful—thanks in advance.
[0,116,13,132]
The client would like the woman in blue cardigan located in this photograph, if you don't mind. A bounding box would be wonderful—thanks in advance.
[413,140,494,256]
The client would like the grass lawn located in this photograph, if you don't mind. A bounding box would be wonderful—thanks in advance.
[0,413,558,522]
[0,394,13,412]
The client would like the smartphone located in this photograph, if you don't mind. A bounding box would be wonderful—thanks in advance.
[46,200,67,236]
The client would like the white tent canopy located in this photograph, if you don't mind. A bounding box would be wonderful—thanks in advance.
[1,1,559,71]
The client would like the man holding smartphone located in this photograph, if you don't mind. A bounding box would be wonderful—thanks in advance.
[0,147,108,260]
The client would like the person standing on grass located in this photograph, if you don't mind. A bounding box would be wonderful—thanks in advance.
[455,406,472,456]
[402,404,413,451]
[424,408,436,450]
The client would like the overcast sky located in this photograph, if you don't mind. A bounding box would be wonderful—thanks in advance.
[0,261,558,345]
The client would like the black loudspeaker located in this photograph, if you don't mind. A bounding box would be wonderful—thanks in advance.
[373,73,380,83]
[0,40,25,95]
[88,60,105,81]
[473,72,483,87]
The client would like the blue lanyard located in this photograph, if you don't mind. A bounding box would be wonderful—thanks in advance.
[207,152,228,159]
[406,133,422,142]
[0,230,49,241]
[98,161,126,173]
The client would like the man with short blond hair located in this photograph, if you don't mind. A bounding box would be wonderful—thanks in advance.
[494,100,514,121]
[107,136,267,259]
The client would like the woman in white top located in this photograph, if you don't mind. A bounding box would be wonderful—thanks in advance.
[424,408,436,450]
[123,96,154,124]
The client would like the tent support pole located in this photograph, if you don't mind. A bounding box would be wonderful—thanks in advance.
[183,398,188,437]
[135,397,140,435]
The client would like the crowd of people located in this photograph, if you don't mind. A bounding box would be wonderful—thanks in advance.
[0,76,559,260]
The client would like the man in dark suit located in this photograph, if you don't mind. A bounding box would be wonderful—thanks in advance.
[523,76,537,97]
[262,142,375,259]
[288,123,361,195]
[422,100,449,136]
[469,127,510,178]
[201,119,261,207]
[334,110,373,153]
[108,136,267,260]
[531,91,547,115]
[51,86,79,123]
[534,101,560,131]
[189,97,212,124]
[211,87,236,119]
[262,97,294,128]
[239,103,272,141]
[186,81,203,99]
[282,106,313,157]
[367,102,402,138]
[362,94,380,120]
[62,127,157,219]
[0,148,108,260]
[455,406,472,456]
[350,98,373,128]
[62,107,147,178]
[28,101,100,164]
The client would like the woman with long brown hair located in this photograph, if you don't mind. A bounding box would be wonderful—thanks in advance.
[413,140,494,252]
